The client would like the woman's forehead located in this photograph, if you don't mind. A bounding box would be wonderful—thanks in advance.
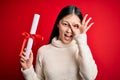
[61,14,81,24]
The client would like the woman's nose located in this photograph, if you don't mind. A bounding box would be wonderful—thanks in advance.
[67,27,72,33]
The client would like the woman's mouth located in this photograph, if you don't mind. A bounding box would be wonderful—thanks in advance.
[64,34,73,41]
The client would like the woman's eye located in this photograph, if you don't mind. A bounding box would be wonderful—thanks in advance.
[74,24,79,29]
[62,23,68,26]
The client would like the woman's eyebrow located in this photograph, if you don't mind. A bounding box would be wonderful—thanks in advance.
[61,19,81,25]
[61,19,69,23]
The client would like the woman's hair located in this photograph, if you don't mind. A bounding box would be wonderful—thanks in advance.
[49,5,83,43]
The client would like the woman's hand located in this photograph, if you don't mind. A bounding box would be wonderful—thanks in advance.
[72,14,94,35]
[20,49,33,70]
[80,14,94,34]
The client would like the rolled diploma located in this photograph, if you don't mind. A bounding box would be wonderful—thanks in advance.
[26,14,40,59]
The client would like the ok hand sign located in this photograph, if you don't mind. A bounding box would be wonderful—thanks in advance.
[72,14,94,35]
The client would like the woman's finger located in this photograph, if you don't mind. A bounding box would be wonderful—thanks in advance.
[20,57,26,63]
[20,54,26,61]
[82,14,88,25]
[85,17,92,28]
[22,51,26,57]
[23,48,26,52]
[85,22,94,32]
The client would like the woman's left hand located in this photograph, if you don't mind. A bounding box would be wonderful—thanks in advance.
[72,14,94,35]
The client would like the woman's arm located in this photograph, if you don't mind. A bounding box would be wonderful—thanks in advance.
[20,48,44,80]
[74,34,98,80]
[72,14,98,80]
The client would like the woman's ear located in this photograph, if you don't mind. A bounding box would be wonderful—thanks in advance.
[57,24,59,28]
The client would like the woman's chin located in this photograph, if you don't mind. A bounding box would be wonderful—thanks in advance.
[62,38,73,44]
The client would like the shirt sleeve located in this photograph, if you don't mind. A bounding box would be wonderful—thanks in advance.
[21,47,45,80]
[74,34,98,80]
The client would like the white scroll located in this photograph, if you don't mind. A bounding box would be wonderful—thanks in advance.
[25,14,40,59]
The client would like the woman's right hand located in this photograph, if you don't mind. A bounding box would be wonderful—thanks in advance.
[20,49,33,70]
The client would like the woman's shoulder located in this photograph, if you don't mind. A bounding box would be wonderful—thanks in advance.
[37,44,52,54]
[36,44,53,57]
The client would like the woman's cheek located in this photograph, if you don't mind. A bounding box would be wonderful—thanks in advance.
[73,29,80,35]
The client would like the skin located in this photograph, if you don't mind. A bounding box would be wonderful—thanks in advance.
[58,13,81,44]
[20,14,94,70]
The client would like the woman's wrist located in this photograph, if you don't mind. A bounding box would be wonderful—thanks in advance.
[74,34,87,45]
[22,65,32,70]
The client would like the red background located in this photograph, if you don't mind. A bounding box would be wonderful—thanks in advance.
[0,0,120,80]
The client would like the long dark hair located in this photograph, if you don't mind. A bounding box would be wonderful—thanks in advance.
[49,5,83,43]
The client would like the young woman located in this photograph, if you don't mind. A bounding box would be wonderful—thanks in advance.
[20,5,98,80]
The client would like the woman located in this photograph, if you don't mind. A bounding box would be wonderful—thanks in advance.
[20,5,98,80]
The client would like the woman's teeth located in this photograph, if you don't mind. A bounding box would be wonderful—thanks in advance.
[64,34,72,37]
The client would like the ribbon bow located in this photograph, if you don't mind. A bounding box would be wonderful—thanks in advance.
[19,32,44,56]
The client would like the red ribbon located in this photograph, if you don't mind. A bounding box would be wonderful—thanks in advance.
[19,32,44,56]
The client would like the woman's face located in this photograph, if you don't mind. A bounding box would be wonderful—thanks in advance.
[58,14,81,44]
